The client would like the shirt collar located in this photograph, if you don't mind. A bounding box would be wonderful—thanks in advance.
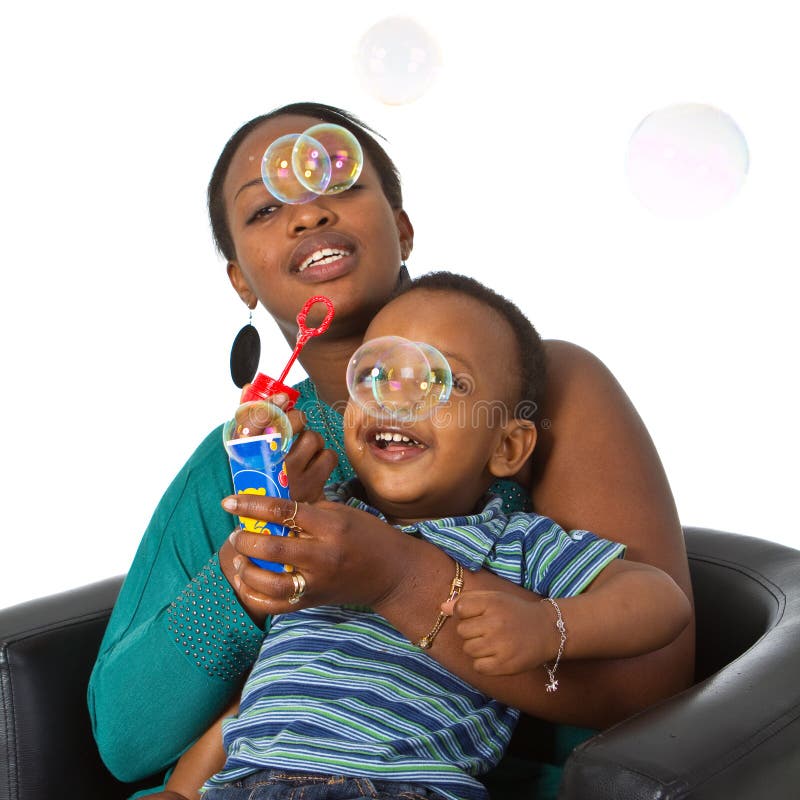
[324,480,508,568]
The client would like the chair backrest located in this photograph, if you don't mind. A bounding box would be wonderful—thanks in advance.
[0,576,135,800]
[687,527,783,682]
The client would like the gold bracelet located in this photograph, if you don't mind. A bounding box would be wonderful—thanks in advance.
[417,561,464,650]
[543,597,567,692]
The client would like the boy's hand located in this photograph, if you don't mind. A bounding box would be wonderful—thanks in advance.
[453,590,556,676]
[283,411,338,502]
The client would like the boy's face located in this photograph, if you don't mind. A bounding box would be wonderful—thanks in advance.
[343,289,523,524]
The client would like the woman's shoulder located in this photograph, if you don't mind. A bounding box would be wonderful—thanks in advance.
[542,339,620,386]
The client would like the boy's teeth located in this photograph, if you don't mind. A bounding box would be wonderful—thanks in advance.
[298,248,348,272]
[373,431,419,446]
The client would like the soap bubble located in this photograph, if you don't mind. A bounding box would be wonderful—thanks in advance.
[414,342,452,412]
[262,133,319,204]
[222,400,293,463]
[347,336,452,421]
[291,131,332,195]
[297,123,364,195]
[626,103,749,219]
[355,16,441,105]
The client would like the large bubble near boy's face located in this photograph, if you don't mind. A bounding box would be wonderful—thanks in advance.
[346,336,452,422]
[294,124,363,195]
[222,400,293,463]
[261,133,320,204]
[626,103,749,219]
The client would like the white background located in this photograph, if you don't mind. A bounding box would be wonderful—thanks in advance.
[1,1,798,609]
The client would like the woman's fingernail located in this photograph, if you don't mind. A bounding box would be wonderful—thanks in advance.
[233,556,243,571]
[233,575,241,591]
[222,497,236,511]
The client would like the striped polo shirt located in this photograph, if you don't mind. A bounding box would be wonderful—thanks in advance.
[205,486,625,800]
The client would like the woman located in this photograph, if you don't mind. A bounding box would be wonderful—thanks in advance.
[88,103,694,797]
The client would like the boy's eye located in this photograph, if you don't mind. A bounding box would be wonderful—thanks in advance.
[452,374,472,394]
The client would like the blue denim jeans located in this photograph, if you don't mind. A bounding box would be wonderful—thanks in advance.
[202,769,443,800]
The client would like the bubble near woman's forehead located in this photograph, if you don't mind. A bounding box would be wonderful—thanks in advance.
[291,132,332,195]
[298,123,364,195]
[626,103,749,219]
[261,133,319,204]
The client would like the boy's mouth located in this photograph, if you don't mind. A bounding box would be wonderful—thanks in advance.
[364,426,429,462]
[372,430,425,450]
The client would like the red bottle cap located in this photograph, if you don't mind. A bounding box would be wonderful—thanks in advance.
[241,373,300,410]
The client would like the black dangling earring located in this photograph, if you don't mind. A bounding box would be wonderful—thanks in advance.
[230,306,261,389]
[397,261,411,288]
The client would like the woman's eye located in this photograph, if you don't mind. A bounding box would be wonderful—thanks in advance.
[249,204,280,222]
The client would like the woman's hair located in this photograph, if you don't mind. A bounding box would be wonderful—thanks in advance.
[394,271,547,415]
[208,102,403,261]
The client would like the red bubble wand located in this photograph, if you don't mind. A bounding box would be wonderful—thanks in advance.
[242,296,335,409]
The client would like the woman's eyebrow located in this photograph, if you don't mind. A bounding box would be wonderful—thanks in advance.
[234,178,266,202]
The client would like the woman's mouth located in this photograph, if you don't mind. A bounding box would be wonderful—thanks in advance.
[297,247,351,273]
[289,233,357,283]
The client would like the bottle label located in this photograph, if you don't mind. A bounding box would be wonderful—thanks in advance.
[225,433,292,573]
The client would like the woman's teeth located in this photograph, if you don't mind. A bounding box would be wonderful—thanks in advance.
[374,431,422,449]
[297,248,349,273]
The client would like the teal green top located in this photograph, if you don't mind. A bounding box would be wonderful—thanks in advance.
[87,379,593,797]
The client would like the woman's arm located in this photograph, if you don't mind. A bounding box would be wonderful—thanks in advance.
[525,339,695,721]
[88,427,263,782]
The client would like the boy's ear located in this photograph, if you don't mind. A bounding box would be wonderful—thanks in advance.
[488,420,537,478]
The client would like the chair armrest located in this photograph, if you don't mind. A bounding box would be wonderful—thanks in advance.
[558,527,800,799]
[0,577,150,800]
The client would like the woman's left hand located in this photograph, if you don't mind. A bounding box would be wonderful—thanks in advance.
[221,494,416,618]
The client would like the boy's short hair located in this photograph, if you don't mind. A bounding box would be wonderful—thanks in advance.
[393,271,546,420]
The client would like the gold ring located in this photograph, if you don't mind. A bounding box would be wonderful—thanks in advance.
[282,500,303,534]
[288,570,307,605]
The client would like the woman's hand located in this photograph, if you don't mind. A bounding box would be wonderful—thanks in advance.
[282,412,338,502]
[135,793,191,800]
[219,495,411,624]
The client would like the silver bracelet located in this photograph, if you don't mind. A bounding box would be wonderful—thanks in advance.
[543,597,567,692]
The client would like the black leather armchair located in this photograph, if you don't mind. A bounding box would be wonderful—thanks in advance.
[2,527,800,800]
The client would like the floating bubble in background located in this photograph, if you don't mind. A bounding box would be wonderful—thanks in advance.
[262,133,319,204]
[355,16,442,105]
[626,103,749,219]
[298,123,364,195]
[347,336,452,421]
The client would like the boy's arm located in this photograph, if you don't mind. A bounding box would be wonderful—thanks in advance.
[453,558,691,677]
[139,698,236,800]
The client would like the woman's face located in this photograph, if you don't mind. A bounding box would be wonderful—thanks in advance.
[223,114,413,339]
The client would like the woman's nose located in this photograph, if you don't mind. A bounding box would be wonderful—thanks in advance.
[289,199,337,234]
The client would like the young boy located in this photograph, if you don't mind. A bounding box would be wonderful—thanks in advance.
[150,272,691,800]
